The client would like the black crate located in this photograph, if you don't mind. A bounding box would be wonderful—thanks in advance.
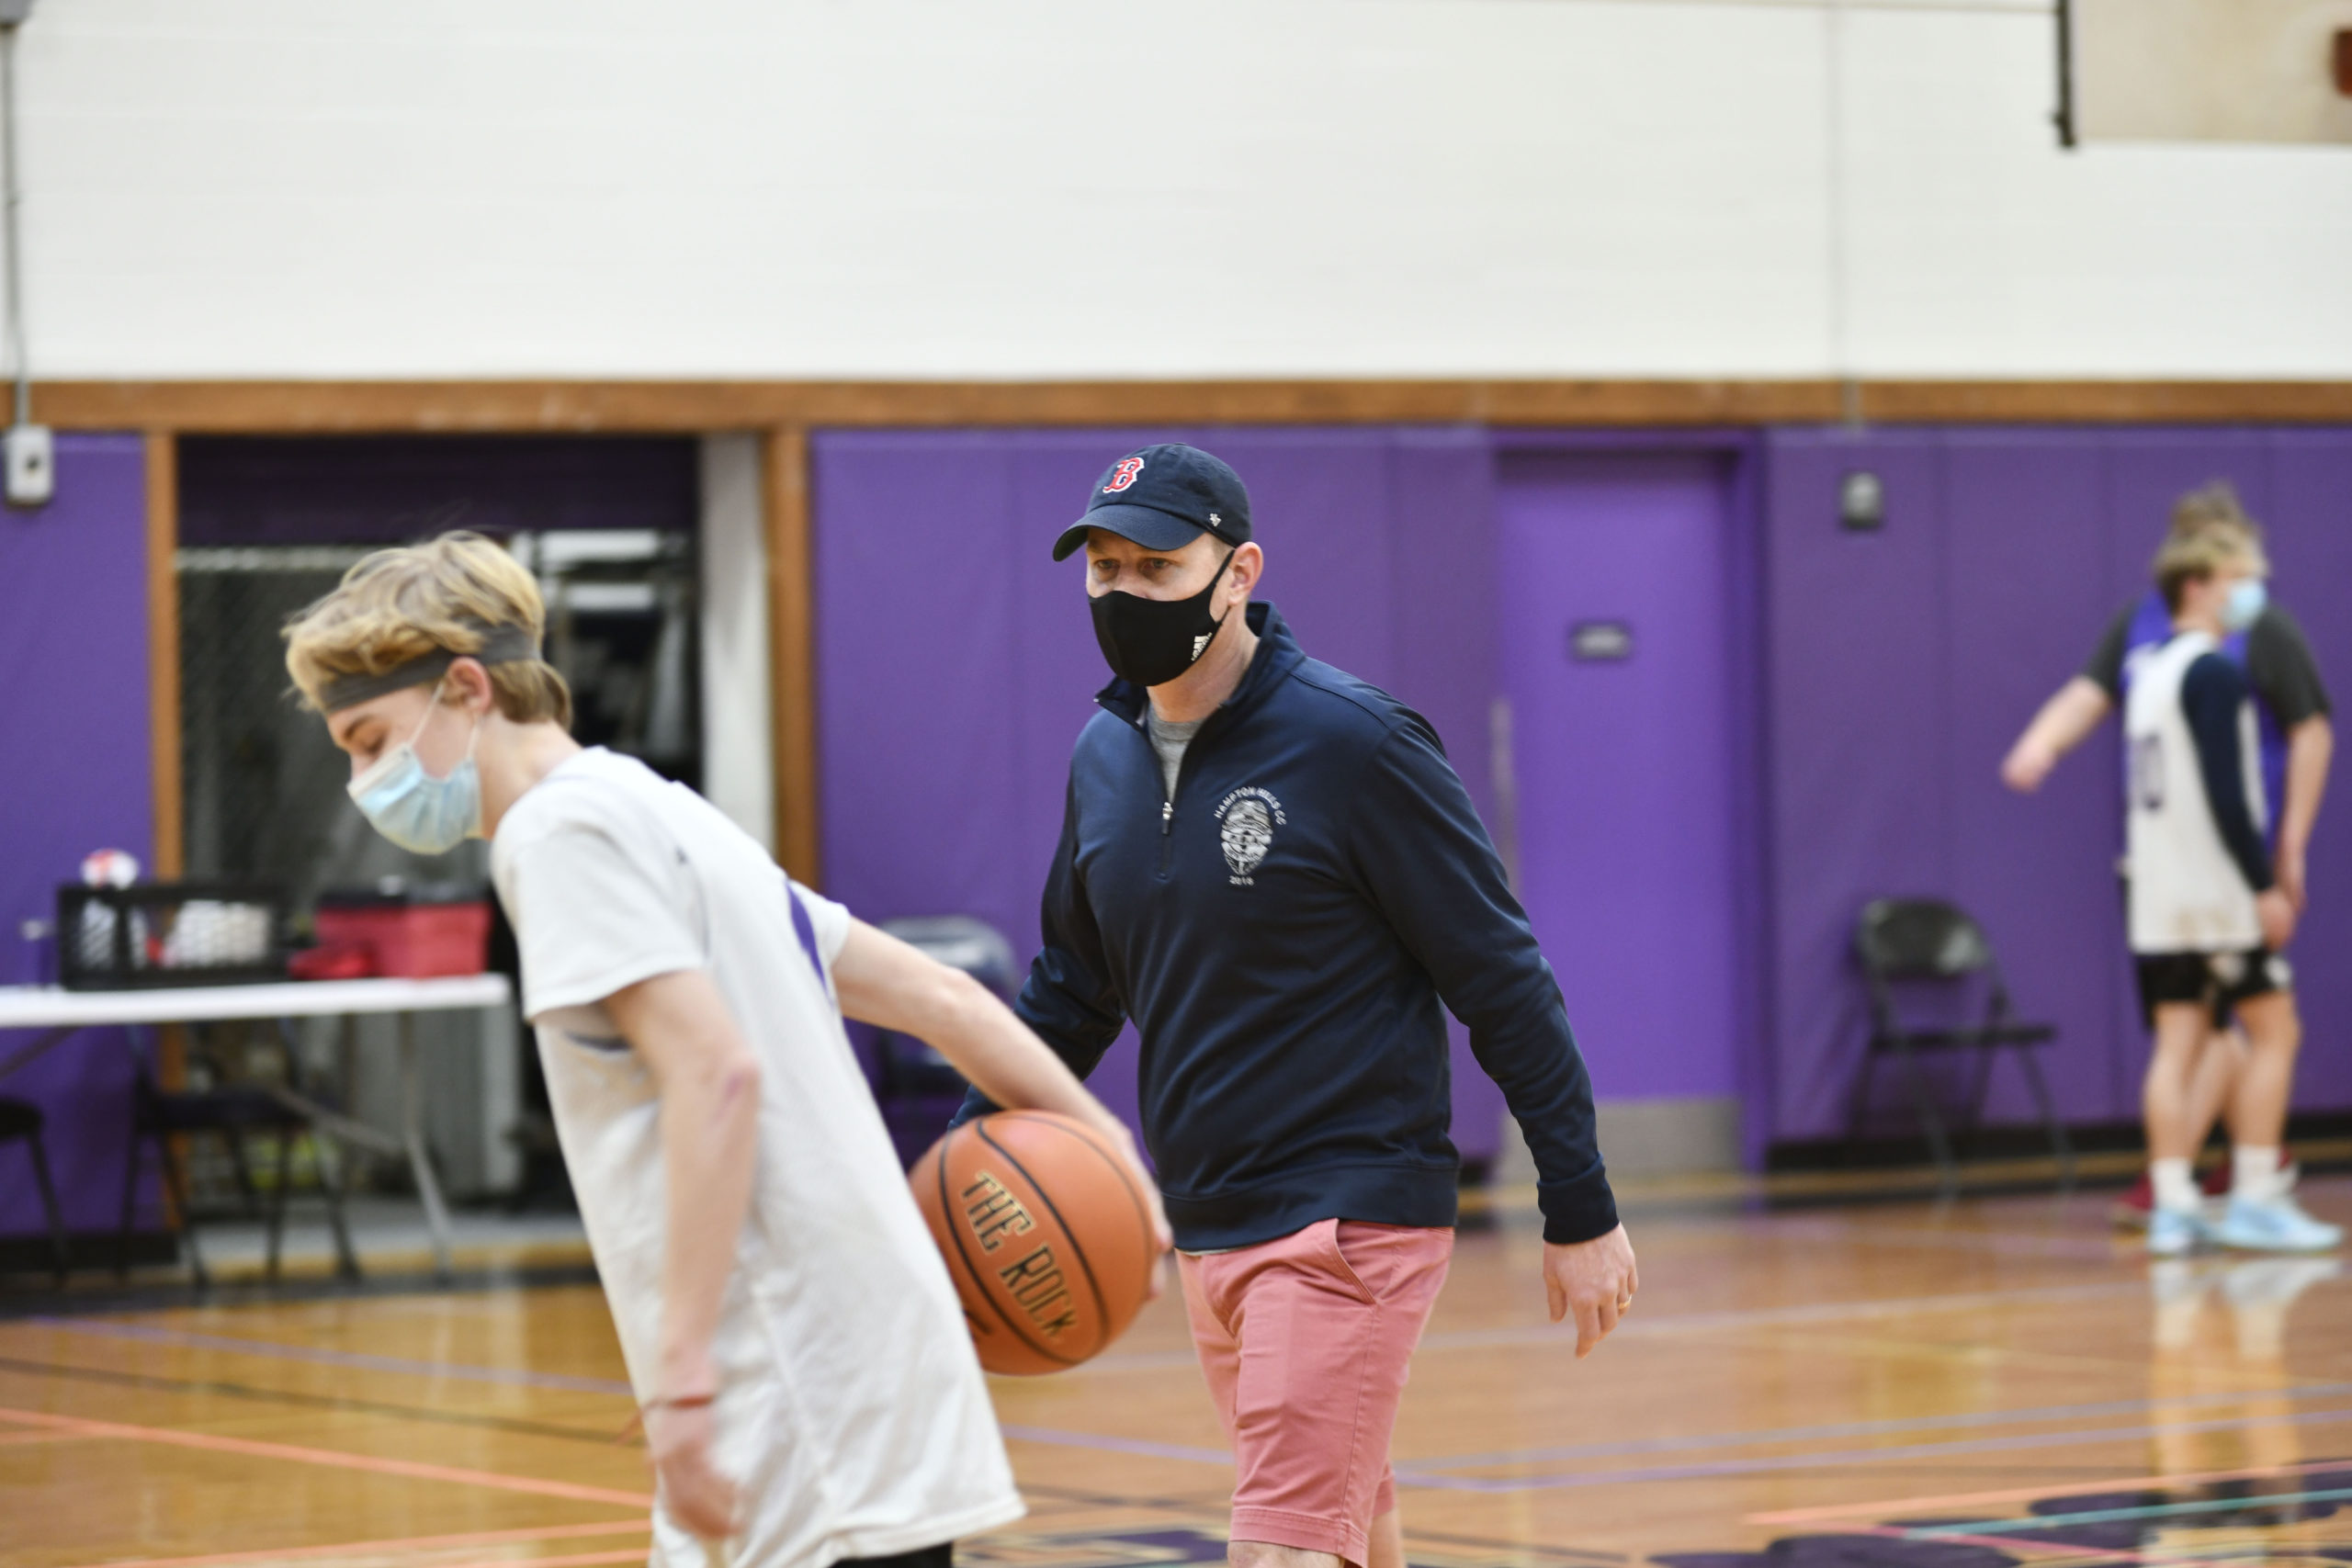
[56,882,289,991]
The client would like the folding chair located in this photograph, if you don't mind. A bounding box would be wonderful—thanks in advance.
[1851,898,2074,1195]
[118,1021,358,1286]
[0,1098,71,1285]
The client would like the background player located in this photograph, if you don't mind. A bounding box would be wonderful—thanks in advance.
[286,534,1168,1567]
[2123,527,2339,1256]
[961,446,1637,1568]
[2003,486,2334,1224]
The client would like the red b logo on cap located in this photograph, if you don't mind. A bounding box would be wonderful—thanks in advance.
[1103,457,1145,494]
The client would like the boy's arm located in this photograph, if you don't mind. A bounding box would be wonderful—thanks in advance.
[2247,607,2335,907]
[2279,718,2334,907]
[833,919,1169,1257]
[600,967,762,1539]
[2002,678,2113,793]
[603,969,762,1399]
[2181,654,2276,897]
[2001,604,2133,793]
[2181,654,2296,951]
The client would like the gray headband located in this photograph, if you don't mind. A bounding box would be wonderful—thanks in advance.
[320,624,542,714]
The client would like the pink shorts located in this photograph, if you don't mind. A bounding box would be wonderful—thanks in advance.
[1179,1218,1454,1566]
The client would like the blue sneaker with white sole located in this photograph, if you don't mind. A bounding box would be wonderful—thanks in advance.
[2147,1206,2211,1257]
[2214,1195,2344,1254]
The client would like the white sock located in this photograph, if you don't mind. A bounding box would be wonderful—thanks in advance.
[2232,1145,2282,1204]
[2151,1157,2202,1213]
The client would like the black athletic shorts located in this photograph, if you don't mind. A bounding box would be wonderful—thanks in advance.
[844,1545,953,1568]
[2135,949,2292,1031]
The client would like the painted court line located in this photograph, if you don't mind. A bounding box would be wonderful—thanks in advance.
[1406,1379,2352,1470]
[1747,1454,2352,1525]
[1085,1279,2161,1373]
[1395,1404,2352,1493]
[434,1551,646,1568]
[67,1520,650,1568]
[1858,1522,2220,1568]
[0,1404,654,1508]
[34,1319,635,1396]
[1407,1279,2153,1355]
[999,1423,1233,1466]
[1908,1486,2352,1537]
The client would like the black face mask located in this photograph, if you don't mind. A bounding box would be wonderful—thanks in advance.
[1090,549,1236,688]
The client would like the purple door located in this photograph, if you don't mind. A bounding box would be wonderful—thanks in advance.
[1497,452,1741,1114]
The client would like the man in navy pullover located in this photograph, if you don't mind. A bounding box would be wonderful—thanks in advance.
[960,445,1636,1568]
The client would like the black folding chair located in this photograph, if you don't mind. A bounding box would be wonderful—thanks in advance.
[1851,898,2074,1195]
[0,1098,71,1285]
[118,1021,357,1286]
[872,917,1017,1102]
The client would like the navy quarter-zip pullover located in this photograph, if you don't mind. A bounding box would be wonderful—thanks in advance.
[961,603,1617,1253]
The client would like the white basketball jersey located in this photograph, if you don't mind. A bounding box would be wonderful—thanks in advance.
[2123,631,2267,953]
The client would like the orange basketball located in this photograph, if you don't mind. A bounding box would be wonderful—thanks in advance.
[911,1111,1158,1376]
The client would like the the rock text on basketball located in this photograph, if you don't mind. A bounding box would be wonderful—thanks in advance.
[961,1171,1036,1252]
[997,1245,1079,1339]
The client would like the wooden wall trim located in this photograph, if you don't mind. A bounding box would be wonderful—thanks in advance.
[762,426,822,890]
[33,378,2352,434]
[144,432,183,882]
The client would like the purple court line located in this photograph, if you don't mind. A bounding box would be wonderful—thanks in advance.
[30,1318,635,1395]
[999,1424,1233,1466]
[1763,1218,2129,1262]
[1076,1279,2161,1374]
[1405,1378,2352,1471]
[1387,1404,2352,1495]
[1408,1278,2154,1355]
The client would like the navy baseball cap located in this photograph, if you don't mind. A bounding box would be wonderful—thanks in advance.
[1051,444,1253,562]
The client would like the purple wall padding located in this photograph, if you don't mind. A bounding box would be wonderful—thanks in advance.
[1762,427,2352,1144]
[178,436,698,545]
[811,427,1509,1163]
[0,434,153,1235]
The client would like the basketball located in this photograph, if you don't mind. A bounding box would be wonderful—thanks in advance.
[911,1111,1158,1376]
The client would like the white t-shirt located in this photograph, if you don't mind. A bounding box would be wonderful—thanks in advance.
[492,748,1023,1568]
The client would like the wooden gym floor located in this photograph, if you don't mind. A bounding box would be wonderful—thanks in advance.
[3,1178,2348,1568]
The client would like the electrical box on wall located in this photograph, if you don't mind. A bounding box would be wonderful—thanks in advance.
[4,422,51,507]
[1840,469,1885,531]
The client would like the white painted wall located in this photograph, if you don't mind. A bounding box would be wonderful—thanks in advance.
[18,0,2352,379]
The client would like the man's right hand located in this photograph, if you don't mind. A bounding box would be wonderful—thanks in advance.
[2257,887,2299,952]
[1093,1116,1173,1297]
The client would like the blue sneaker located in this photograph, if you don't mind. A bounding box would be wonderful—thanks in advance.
[2214,1195,2344,1254]
[2147,1206,2211,1257]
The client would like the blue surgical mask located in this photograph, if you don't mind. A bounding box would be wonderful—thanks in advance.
[2222,576,2268,632]
[346,696,483,854]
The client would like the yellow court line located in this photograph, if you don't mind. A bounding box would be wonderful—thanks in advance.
[1747,1455,2352,1525]
[0,1404,654,1509]
[59,1520,652,1568]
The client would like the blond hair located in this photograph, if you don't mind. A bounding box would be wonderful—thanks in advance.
[2167,481,2265,547]
[2154,525,2267,615]
[284,532,572,727]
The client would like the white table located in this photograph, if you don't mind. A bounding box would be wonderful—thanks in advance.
[0,975,514,1280]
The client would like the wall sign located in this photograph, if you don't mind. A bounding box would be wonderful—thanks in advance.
[1569,621,1633,662]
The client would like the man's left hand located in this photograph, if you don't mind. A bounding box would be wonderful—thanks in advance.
[1544,1224,1638,1359]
